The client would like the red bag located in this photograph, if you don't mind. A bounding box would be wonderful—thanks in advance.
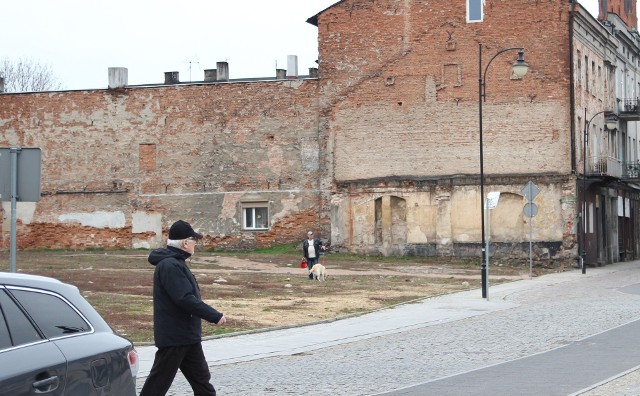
[300,259,308,268]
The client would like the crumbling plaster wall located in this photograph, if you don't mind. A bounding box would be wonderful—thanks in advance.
[331,176,570,258]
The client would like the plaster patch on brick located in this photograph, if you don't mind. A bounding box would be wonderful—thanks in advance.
[271,194,303,222]
[283,80,304,89]
[132,211,162,248]
[402,0,411,54]
[1,202,36,227]
[132,211,162,233]
[301,140,320,171]
[220,193,242,223]
[425,76,437,102]
[266,145,284,174]
[58,211,126,228]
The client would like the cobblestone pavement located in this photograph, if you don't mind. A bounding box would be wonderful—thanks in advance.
[136,262,640,395]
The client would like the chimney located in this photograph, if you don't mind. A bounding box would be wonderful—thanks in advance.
[164,71,180,84]
[599,0,638,30]
[0,77,4,93]
[204,69,217,82]
[309,68,318,78]
[108,67,128,89]
[216,62,229,82]
[276,69,287,80]
[287,55,298,78]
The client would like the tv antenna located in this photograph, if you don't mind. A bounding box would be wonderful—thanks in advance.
[185,56,201,82]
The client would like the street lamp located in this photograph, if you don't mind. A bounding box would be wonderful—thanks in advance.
[581,109,617,274]
[479,43,529,299]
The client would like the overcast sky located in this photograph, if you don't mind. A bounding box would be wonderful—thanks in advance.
[1,0,601,90]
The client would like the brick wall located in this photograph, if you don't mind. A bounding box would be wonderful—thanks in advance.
[317,0,573,182]
[0,80,326,250]
[316,0,577,258]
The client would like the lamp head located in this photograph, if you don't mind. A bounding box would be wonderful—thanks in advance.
[605,112,618,130]
[512,49,529,78]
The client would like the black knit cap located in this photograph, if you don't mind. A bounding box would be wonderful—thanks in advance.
[168,220,203,240]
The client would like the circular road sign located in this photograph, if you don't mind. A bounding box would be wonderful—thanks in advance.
[524,202,538,218]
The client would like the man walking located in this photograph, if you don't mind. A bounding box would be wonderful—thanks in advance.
[140,220,226,396]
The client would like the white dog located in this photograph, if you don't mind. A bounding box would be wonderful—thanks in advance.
[309,263,326,281]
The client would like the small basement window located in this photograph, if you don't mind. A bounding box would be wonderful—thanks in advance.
[242,202,269,230]
[467,0,483,23]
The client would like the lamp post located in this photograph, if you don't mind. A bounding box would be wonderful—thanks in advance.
[478,43,529,298]
[581,109,617,274]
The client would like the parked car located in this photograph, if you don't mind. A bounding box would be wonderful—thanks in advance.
[0,272,138,395]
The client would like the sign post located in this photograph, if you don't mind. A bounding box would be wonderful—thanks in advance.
[522,182,540,279]
[0,147,42,272]
[485,191,500,300]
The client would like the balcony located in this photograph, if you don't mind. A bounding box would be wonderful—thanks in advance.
[622,161,640,180]
[618,98,640,121]
[587,155,622,178]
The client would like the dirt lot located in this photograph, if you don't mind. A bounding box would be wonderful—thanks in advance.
[1,249,572,344]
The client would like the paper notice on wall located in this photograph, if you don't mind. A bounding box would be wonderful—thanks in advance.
[486,191,501,210]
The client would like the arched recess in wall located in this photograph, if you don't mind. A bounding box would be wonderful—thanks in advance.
[489,192,525,242]
[390,196,408,246]
[374,196,408,248]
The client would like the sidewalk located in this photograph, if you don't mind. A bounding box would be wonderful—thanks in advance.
[136,264,595,377]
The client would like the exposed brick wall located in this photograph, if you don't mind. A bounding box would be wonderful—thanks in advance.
[0,80,327,250]
[317,0,573,182]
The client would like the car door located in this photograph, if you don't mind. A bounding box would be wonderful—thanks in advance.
[0,287,67,396]
[6,287,97,395]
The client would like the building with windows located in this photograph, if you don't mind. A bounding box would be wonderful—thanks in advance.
[0,0,639,266]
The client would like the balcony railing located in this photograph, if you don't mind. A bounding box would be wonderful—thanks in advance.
[619,98,640,120]
[623,161,640,179]
[623,98,639,112]
[587,155,622,178]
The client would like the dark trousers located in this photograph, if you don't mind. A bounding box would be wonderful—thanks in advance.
[307,257,319,279]
[139,343,216,396]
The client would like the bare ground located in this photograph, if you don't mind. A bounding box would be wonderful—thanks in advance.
[1,250,572,344]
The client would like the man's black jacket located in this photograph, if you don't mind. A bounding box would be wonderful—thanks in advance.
[148,246,223,348]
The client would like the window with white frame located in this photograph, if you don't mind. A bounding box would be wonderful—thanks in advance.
[242,202,269,230]
[467,0,483,22]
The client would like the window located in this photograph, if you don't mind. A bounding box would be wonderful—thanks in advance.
[242,202,269,230]
[585,56,589,91]
[0,289,42,348]
[591,61,596,93]
[577,51,581,84]
[467,0,483,22]
[8,288,90,339]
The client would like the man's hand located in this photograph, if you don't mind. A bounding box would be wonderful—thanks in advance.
[217,315,226,325]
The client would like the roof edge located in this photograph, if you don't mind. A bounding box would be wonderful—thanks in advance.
[306,0,345,27]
